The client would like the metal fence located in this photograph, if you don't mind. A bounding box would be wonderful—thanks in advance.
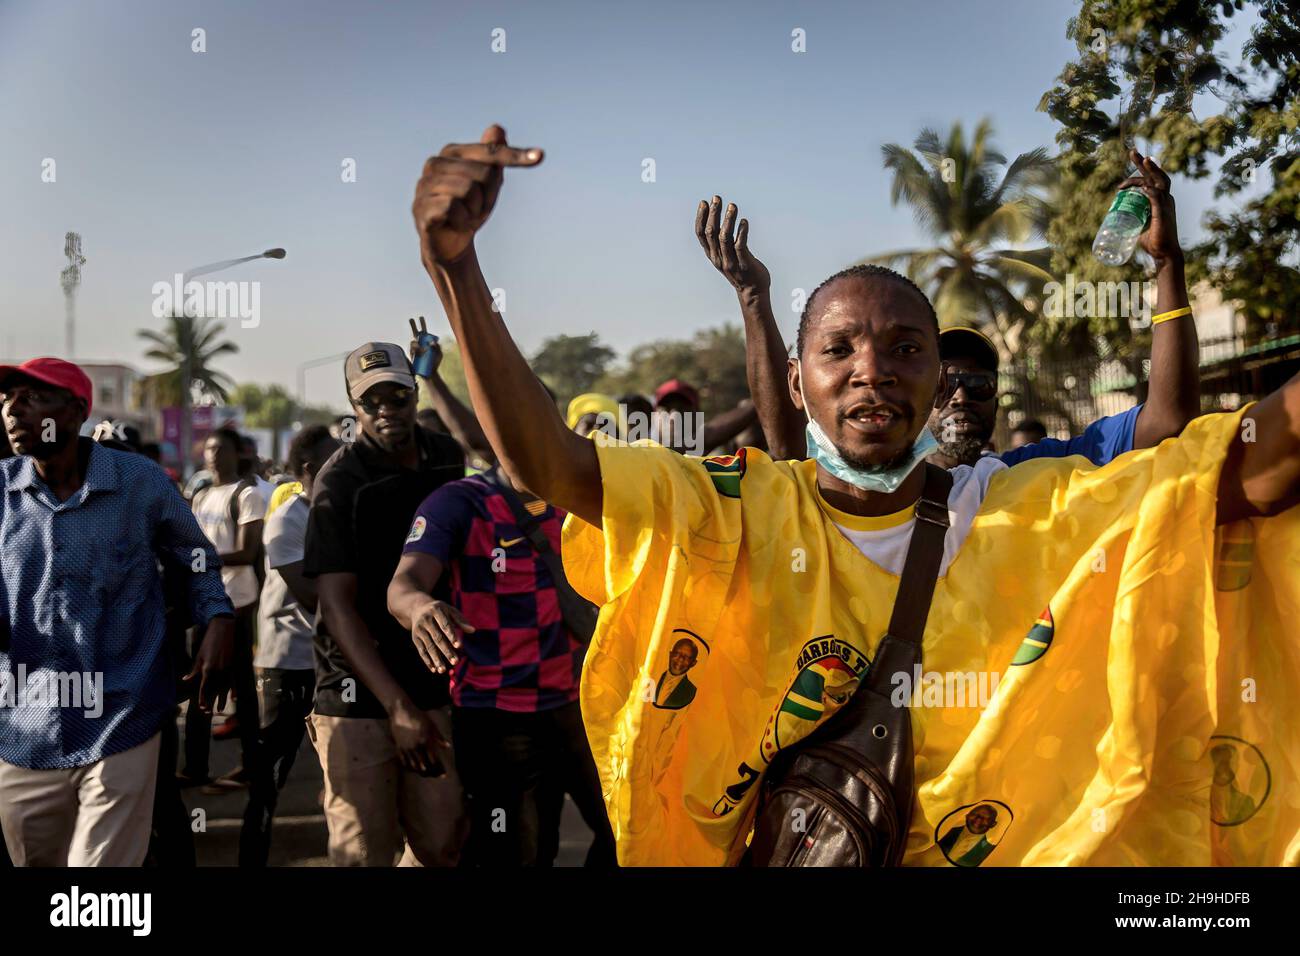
[994,333,1300,446]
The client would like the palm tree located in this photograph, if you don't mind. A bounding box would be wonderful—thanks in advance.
[866,119,1056,364]
[136,314,239,406]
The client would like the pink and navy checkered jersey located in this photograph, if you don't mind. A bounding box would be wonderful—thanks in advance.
[402,474,586,712]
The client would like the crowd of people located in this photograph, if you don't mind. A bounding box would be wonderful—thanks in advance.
[0,322,758,867]
[1,128,1297,868]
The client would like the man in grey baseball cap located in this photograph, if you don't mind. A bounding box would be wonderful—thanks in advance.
[345,342,415,400]
[301,339,469,865]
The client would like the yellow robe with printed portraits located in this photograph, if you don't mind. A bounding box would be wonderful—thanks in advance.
[562,408,1300,867]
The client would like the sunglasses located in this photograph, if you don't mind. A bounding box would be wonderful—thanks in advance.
[354,386,415,415]
[946,370,997,402]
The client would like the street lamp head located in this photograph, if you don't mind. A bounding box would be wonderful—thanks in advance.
[263,248,287,259]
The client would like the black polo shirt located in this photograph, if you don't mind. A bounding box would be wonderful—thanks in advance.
[304,426,464,718]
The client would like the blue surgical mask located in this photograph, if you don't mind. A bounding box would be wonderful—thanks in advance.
[799,362,938,494]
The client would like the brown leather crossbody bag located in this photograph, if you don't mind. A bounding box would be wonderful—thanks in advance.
[744,463,953,866]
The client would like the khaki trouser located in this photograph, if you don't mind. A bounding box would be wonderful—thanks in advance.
[0,732,161,867]
[307,707,466,866]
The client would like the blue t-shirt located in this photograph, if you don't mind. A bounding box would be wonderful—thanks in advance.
[996,404,1142,468]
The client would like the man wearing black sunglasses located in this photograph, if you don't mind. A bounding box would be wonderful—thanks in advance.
[927,328,1002,469]
[303,341,468,866]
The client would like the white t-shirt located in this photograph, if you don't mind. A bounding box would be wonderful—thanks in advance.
[191,481,269,609]
[254,475,276,504]
[821,457,1006,577]
[255,494,315,670]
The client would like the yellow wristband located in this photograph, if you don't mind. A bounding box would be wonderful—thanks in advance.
[1151,306,1193,325]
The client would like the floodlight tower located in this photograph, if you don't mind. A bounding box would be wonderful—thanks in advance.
[60,232,86,357]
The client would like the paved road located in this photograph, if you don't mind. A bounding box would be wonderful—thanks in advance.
[179,711,595,866]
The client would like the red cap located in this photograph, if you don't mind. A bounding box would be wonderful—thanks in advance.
[654,378,699,410]
[0,357,94,414]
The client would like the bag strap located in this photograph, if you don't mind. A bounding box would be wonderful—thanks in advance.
[485,469,598,641]
[490,471,554,558]
[885,463,953,647]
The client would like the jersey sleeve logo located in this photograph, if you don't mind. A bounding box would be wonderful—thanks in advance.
[406,516,427,543]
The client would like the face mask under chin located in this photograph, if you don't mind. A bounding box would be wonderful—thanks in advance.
[798,361,939,495]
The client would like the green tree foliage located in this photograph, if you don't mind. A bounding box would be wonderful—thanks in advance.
[1040,0,1299,347]
[596,324,750,416]
[1193,0,1300,339]
[530,332,616,408]
[228,382,338,461]
[867,119,1057,364]
[229,383,292,428]
[436,341,472,406]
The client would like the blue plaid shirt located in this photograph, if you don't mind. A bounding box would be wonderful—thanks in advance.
[0,440,233,769]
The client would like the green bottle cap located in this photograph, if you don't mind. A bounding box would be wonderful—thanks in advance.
[1108,189,1151,225]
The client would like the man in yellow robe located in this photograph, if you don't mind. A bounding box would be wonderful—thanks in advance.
[407,123,1300,867]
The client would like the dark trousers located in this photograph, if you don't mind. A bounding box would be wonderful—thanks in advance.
[183,603,260,779]
[452,700,616,867]
[239,667,315,866]
[147,706,195,866]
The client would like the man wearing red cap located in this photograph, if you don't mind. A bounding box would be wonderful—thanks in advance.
[651,378,756,456]
[0,358,235,866]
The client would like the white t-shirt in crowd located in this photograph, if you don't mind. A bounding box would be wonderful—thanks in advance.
[255,493,315,670]
[191,481,269,609]
[253,474,276,505]
[821,456,1006,578]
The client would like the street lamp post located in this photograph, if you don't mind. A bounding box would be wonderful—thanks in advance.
[296,350,353,406]
[175,248,285,481]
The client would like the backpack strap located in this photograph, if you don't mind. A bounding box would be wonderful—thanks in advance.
[228,477,254,528]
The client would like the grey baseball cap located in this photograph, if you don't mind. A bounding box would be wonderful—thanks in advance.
[344,342,414,402]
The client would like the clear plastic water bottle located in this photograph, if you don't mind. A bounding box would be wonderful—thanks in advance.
[1092,188,1151,266]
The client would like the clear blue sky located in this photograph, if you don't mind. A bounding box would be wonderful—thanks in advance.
[0,0,1260,409]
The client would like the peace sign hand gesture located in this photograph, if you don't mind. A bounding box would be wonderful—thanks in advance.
[409,316,442,376]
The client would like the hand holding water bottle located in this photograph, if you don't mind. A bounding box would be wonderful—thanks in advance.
[1093,148,1180,267]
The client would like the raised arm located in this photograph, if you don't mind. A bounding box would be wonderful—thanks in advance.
[1123,150,1200,448]
[702,398,758,454]
[695,197,806,459]
[413,124,601,525]
[1217,371,1300,525]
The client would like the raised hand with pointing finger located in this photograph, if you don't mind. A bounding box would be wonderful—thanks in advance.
[413,124,544,267]
[413,125,603,526]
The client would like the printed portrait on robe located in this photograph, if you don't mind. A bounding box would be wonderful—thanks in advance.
[1206,737,1270,827]
[937,801,1012,868]
[654,631,707,710]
